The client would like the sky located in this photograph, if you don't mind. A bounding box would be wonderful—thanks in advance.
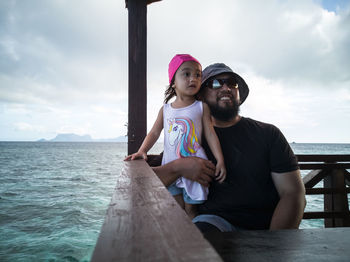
[0,0,349,143]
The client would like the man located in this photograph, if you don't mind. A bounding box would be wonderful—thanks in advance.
[152,63,306,232]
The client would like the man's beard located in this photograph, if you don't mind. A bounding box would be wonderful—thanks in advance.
[206,98,240,121]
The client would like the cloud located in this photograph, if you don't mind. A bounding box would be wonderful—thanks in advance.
[14,122,46,132]
[148,0,350,87]
[1,0,127,57]
[0,0,349,142]
[2,0,348,108]
[0,0,128,106]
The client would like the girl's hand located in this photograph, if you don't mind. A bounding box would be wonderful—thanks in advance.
[124,151,147,161]
[215,162,226,183]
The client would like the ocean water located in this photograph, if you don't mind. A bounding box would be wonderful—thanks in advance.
[0,142,349,261]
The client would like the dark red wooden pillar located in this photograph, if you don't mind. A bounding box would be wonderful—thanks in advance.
[126,0,161,154]
[127,0,147,155]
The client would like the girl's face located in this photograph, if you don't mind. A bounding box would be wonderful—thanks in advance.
[173,61,202,98]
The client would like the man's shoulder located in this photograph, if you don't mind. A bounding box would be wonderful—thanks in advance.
[242,117,290,148]
[241,117,279,131]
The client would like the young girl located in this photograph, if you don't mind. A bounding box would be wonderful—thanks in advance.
[125,54,226,218]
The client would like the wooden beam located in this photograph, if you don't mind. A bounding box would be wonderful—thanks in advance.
[296,154,350,162]
[305,187,350,195]
[298,163,350,170]
[91,160,222,261]
[125,0,162,8]
[303,169,330,188]
[127,0,147,155]
[345,170,350,186]
[303,211,350,219]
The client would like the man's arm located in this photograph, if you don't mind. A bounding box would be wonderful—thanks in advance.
[152,157,216,187]
[270,169,306,230]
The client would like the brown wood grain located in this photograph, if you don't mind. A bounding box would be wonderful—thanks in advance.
[303,169,330,188]
[91,160,222,261]
[305,187,350,195]
[296,154,350,162]
[303,211,350,219]
[299,163,350,169]
[297,155,350,225]
[323,169,350,227]
[297,154,350,170]
[205,228,350,262]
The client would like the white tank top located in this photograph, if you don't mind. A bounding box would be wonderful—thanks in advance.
[162,100,208,201]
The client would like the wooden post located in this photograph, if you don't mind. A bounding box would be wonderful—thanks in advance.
[324,169,350,227]
[127,0,147,155]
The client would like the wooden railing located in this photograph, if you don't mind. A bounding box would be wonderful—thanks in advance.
[91,155,350,261]
[91,160,222,262]
[297,154,350,227]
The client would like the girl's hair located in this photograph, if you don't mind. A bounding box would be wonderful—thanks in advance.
[164,79,176,104]
[164,78,201,104]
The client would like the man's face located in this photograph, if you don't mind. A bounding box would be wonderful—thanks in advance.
[201,73,240,121]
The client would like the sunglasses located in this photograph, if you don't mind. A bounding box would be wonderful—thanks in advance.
[205,78,238,89]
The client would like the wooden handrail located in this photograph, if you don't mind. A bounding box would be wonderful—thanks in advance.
[91,160,222,261]
[303,211,350,219]
[297,154,350,169]
[299,163,350,169]
[297,154,350,162]
[305,187,350,194]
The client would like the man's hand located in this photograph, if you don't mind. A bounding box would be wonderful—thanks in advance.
[177,157,216,187]
[152,157,216,187]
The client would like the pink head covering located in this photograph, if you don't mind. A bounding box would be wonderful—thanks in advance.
[168,54,201,84]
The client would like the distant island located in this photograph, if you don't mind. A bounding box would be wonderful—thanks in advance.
[38,133,127,142]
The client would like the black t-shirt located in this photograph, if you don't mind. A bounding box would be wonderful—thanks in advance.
[199,117,299,230]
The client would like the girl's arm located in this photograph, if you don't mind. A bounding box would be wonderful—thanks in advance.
[125,106,164,161]
[202,103,226,182]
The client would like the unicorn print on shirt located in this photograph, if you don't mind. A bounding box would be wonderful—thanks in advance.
[167,117,200,158]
